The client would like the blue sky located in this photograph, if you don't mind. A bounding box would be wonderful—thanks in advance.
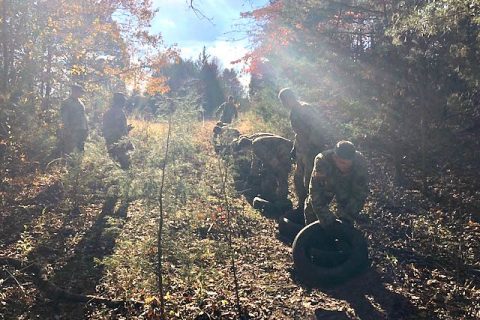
[151,0,268,83]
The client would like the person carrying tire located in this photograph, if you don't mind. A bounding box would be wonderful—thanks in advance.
[291,141,369,287]
[304,140,369,226]
[103,92,134,169]
[278,88,326,212]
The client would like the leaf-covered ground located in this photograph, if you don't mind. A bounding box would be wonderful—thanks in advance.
[1,119,479,320]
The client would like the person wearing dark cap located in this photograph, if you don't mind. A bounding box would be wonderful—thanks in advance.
[102,92,134,169]
[278,88,327,212]
[215,95,238,124]
[304,140,369,226]
[60,84,88,154]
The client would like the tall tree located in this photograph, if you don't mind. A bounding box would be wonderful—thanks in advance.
[221,68,243,100]
[0,0,169,165]
[241,0,480,188]
[198,47,225,116]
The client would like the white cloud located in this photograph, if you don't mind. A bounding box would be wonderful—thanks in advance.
[209,40,252,89]
[178,39,247,67]
[156,18,176,29]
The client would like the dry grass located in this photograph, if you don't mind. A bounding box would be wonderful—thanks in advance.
[129,118,168,137]
[234,113,266,135]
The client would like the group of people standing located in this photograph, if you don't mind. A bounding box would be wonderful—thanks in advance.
[59,84,133,169]
[61,84,369,227]
[215,88,369,229]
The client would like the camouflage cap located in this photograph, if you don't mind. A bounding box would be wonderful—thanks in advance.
[334,140,356,160]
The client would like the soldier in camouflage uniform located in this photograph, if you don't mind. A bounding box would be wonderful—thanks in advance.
[60,84,88,155]
[103,92,134,169]
[231,133,276,179]
[278,88,326,211]
[212,121,240,155]
[216,96,238,124]
[304,141,369,226]
[230,133,275,189]
[233,134,293,205]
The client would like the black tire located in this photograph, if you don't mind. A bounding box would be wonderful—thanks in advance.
[292,221,369,287]
[275,199,293,213]
[278,210,305,242]
[253,197,293,218]
[253,196,270,209]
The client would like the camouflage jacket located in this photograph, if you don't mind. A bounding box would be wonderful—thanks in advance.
[309,149,369,220]
[60,97,88,135]
[103,107,128,146]
[251,135,293,169]
[216,101,238,123]
[214,125,240,155]
[290,102,326,156]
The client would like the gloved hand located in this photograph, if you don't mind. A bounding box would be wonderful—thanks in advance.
[340,218,354,228]
[322,215,337,227]
[317,209,336,227]
[336,206,357,227]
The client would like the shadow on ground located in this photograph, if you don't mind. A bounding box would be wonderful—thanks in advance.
[316,268,434,320]
[49,197,129,291]
[17,197,130,319]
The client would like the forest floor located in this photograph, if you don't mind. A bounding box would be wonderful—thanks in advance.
[1,118,479,320]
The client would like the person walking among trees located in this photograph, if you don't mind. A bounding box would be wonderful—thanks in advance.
[216,95,238,124]
[102,92,134,169]
[278,88,326,212]
[304,140,369,226]
[60,84,88,155]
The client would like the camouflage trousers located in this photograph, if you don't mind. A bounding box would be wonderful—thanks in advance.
[293,152,316,209]
[258,166,290,203]
[238,162,290,204]
[62,130,87,155]
[107,140,134,170]
[232,157,252,184]
[220,113,234,124]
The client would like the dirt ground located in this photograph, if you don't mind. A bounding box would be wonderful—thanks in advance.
[1,120,479,320]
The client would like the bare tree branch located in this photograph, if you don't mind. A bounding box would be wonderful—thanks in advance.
[187,0,215,24]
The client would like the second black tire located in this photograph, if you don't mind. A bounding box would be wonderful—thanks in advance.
[278,210,305,242]
[292,220,369,287]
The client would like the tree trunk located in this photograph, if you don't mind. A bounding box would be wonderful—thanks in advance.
[43,43,53,111]
[1,0,10,93]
